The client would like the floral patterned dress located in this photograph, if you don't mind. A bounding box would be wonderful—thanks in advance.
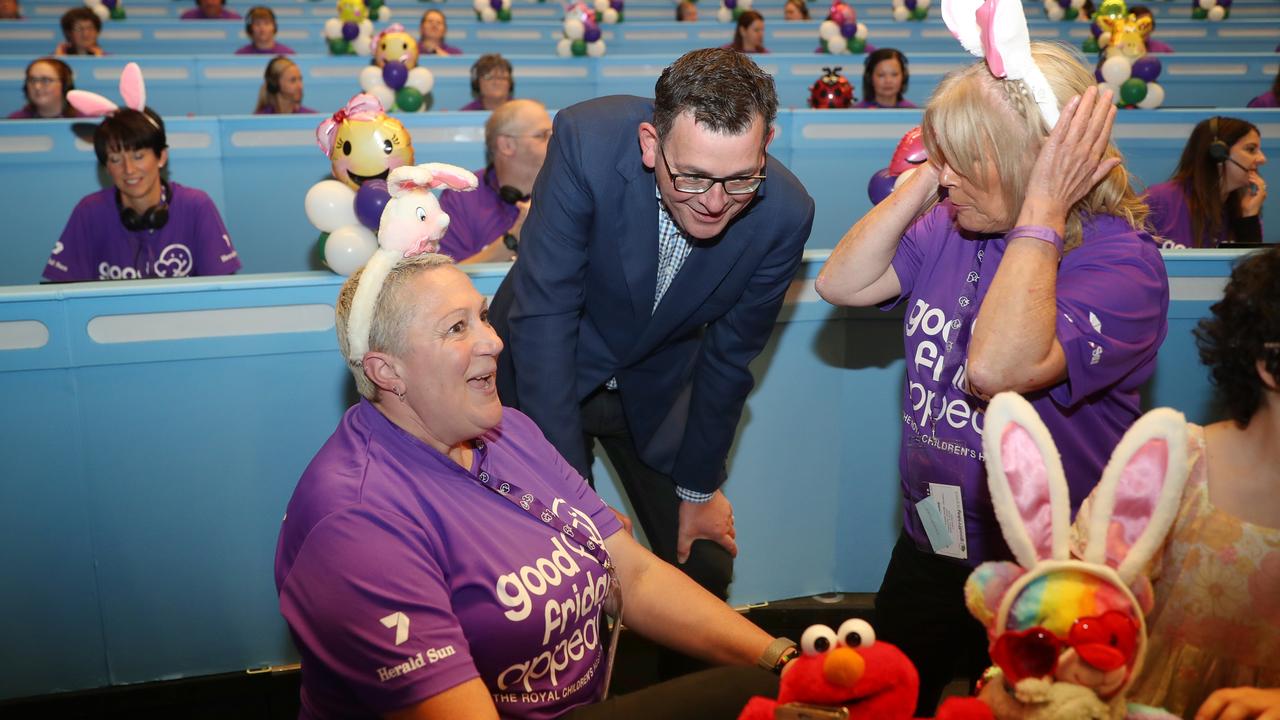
[1127,424,1280,718]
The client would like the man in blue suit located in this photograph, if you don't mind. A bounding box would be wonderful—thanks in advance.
[489,49,815,621]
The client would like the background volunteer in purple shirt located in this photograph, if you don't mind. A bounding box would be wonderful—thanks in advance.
[254,56,314,114]
[1145,116,1268,249]
[276,253,793,720]
[461,54,514,112]
[7,57,79,119]
[418,9,462,57]
[43,107,240,281]
[727,11,768,54]
[437,99,550,263]
[855,48,917,109]
[1248,66,1280,109]
[181,0,240,20]
[54,7,104,56]
[236,6,295,55]
[817,42,1169,716]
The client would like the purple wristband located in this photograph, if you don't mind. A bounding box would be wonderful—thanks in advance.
[1007,225,1064,255]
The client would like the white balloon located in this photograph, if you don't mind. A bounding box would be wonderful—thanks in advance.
[324,225,380,276]
[377,6,391,22]
[1207,5,1225,20]
[819,20,840,41]
[1100,55,1132,85]
[359,66,383,92]
[90,4,109,20]
[84,0,104,7]
[556,38,573,56]
[564,18,585,40]
[502,0,512,9]
[594,0,610,11]
[603,8,619,23]
[323,17,343,40]
[1070,0,1085,7]
[1137,81,1164,109]
[1097,31,1111,48]
[353,34,373,56]
[480,7,497,22]
[1197,0,1214,8]
[406,67,435,95]
[717,6,732,23]
[360,19,374,35]
[368,84,395,111]
[305,180,359,233]
[826,36,848,54]
[1047,6,1065,20]
[587,39,606,57]
[892,0,905,7]
[739,0,752,9]
[892,6,910,21]
[855,22,868,40]
[473,0,488,11]
[918,0,932,9]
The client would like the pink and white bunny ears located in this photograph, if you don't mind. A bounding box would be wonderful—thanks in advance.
[67,62,147,117]
[344,162,478,366]
[316,93,386,158]
[941,0,1060,128]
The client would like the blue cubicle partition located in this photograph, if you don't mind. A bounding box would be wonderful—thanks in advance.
[1,108,1276,286]
[2,17,1278,55]
[0,249,1246,699]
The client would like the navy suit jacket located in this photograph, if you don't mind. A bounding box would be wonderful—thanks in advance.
[489,95,815,495]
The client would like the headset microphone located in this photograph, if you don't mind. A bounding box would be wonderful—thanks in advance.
[1226,156,1260,196]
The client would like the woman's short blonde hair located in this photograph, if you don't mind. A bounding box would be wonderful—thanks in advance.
[335,252,456,400]
[921,42,1147,251]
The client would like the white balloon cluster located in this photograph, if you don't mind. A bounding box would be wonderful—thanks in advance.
[84,0,123,22]
[323,17,378,56]
[890,0,931,22]
[818,3,870,55]
[1194,0,1228,21]
[557,2,616,57]
[716,0,753,24]
[473,0,514,23]
[358,65,435,113]
[1098,53,1165,108]
[304,180,380,276]
[1042,0,1086,21]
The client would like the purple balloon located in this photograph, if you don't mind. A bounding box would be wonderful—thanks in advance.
[867,168,897,206]
[102,0,117,9]
[1057,0,1072,7]
[354,180,392,231]
[840,22,856,38]
[610,0,624,9]
[584,24,601,42]
[904,0,918,10]
[1090,21,1102,37]
[341,21,359,41]
[1218,0,1231,6]
[1131,55,1162,82]
[490,0,503,9]
[1094,63,1105,83]
[724,0,737,8]
[382,60,408,90]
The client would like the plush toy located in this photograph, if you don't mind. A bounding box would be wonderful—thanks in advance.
[962,392,1187,720]
[809,66,856,109]
[376,163,477,257]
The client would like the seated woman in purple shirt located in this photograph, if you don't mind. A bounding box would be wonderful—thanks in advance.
[817,42,1168,715]
[276,252,795,719]
[855,48,916,108]
[418,9,462,57]
[725,10,768,54]
[181,0,240,20]
[461,54,514,111]
[7,58,80,119]
[1145,116,1268,248]
[235,6,294,55]
[54,7,104,56]
[1248,65,1280,108]
[43,107,240,281]
[253,56,314,114]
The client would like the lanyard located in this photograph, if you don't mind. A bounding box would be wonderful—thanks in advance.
[464,439,625,699]
[922,239,988,436]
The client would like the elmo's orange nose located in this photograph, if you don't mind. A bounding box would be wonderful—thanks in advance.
[823,647,865,688]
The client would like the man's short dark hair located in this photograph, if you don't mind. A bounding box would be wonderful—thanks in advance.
[60,7,101,41]
[653,48,778,140]
[93,108,168,165]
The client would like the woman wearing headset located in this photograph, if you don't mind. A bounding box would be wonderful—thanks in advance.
[8,58,79,119]
[236,6,294,55]
[254,56,313,114]
[460,54,513,111]
[1146,116,1268,248]
[43,107,241,281]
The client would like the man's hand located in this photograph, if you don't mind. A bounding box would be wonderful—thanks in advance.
[676,490,737,563]
[1196,687,1280,720]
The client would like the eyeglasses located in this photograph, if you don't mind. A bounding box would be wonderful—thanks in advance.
[26,76,58,87]
[657,144,765,195]
[990,611,1138,685]
[480,72,511,82]
[503,129,553,142]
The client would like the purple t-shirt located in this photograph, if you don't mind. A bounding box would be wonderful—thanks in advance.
[420,41,463,56]
[275,401,623,720]
[1145,38,1174,53]
[437,166,518,262]
[44,182,241,281]
[886,201,1169,565]
[6,105,80,119]
[180,7,241,19]
[255,104,317,115]
[459,98,487,111]
[1145,179,1238,249]
[1248,90,1279,108]
[854,98,918,109]
[234,42,295,55]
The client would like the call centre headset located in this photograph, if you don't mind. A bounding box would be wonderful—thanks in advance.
[264,55,292,95]
[245,6,275,39]
[1209,115,1259,195]
[116,178,171,232]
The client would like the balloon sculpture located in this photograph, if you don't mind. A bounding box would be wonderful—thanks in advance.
[323,0,385,56]
[818,2,870,54]
[808,66,856,109]
[359,24,436,112]
[867,127,927,206]
[891,0,931,22]
[85,0,126,22]
[1088,0,1165,109]
[716,0,753,23]
[557,1,620,57]
[473,0,514,22]
[307,94,417,275]
[1041,0,1087,21]
[1190,0,1229,21]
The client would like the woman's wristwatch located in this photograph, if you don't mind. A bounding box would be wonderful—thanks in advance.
[757,637,799,674]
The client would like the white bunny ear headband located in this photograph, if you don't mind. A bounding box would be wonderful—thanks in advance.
[344,162,479,367]
[977,392,1189,689]
[67,62,155,124]
[941,0,1060,128]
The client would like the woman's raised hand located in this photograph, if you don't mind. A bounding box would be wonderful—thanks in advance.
[1022,85,1120,225]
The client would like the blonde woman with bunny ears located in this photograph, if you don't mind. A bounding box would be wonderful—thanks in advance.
[1073,248,1280,718]
[815,0,1168,713]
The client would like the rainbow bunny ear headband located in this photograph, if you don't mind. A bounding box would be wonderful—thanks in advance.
[344,162,479,366]
[67,61,151,119]
[964,392,1189,699]
[941,0,1060,128]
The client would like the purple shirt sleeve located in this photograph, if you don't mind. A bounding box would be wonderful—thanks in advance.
[887,201,948,304]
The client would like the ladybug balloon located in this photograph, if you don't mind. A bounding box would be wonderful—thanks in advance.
[809,66,855,109]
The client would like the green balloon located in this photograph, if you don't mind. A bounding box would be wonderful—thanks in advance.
[1064,7,1079,20]
[733,7,744,19]
[367,0,382,11]
[497,7,511,20]
[1119,77,1147,105]
[1222,8,1230,19]
[571,38,587,56]
[328,38,351,55]
[317,232,330,267]
[1082,37,1099,53]
[911,7,927,19]
[1191,6,1207,19]
[110,7,126,20]
[395,87,424,112]
[847,36,866,53]
[616,11,624,21]
[595,10,603,21]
